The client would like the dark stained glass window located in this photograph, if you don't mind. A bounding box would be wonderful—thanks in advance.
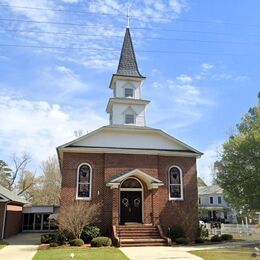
[121,178,141,188]
[169,166,183,199]
[77,164,91,198]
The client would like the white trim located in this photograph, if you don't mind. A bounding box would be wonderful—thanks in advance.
[1,202,8,239]
[168,165,184,201]
[106,168,163,190]
[119,177,144,224]
[76,163,92,200]
[0,194,8,202]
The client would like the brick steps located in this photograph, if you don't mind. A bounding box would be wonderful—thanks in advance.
[117,225,168,247]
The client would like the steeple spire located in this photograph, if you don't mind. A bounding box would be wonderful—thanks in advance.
[115,28,144,78]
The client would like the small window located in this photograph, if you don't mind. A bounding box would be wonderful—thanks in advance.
[121,178,141,188]
[77,164,92,199]
[169,166,183,200]
[210,197,213,204]
[218,196,222,204]
[125,114,134,124]
[198,197,201,205]
[125,88,133,98]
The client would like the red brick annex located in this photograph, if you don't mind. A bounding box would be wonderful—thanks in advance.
[57,27,202,246]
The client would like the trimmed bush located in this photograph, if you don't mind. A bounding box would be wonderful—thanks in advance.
[195,237,204,244]
[221,234,233,241]
[211,235,222,242]
[41,233,56,244]
[56,230,70,245]
[175,237,188,245]
[197,225,209,239]
[167,224,186,241]
[91,237,112,247]
[70,239,84,246]
[81,225,100,243]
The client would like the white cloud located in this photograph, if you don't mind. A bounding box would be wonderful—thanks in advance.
[176,74,193,83]
[197,141,223,185]
[0,95,107,166]
[61,0,80,3]
[202,63,214,71]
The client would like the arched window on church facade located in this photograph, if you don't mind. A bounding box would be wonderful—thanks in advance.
[168,166,183,200]
[76,163,92,200]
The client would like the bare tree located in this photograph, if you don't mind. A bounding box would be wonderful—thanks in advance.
[58,202,101,239]
[0,152,35,195]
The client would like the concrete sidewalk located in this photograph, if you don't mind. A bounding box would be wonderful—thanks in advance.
[0,233,41,260]
[120,246,203,260]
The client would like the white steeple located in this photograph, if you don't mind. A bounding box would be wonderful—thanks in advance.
[106,28,150,126]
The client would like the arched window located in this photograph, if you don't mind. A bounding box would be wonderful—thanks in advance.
[76,163,92,199]
[124,107,136,124]
[168,166,183,200]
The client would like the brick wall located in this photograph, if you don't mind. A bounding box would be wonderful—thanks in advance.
[60,152,198,240]
[4,205,23,238]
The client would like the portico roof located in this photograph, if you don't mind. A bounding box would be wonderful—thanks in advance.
[106,168,164,190]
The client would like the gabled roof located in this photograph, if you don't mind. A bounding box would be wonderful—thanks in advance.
[115,28,144,78]
[0,185,28,205]
[198,185,223,195]
[106,168,163,190]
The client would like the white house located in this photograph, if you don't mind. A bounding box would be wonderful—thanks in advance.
[198,185,237,224]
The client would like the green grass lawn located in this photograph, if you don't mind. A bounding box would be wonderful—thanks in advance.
[33,247,128,260]
[0,241,8,249]
[191,245,259,260]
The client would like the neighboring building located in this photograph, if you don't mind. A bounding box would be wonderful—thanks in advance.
[0,184,27,239]
[22,205,59,232]
[57,27,202,246]
[198,185,237,224]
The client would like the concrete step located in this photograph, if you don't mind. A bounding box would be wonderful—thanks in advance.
[120,238,167,247]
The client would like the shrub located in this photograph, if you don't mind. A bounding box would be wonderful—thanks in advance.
[81,225,100,243]
[197,225,209,239]
[221,234,233,241]
[70,239,84,246]
[91,237,112,247]
[55,230,70,245]
[195,237,204,244]
[175,237,188,245]
[167,224,186,241]
[211,235,222,242]
[41,233,56,244]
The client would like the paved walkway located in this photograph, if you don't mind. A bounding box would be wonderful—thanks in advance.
[120,241,260,260]
[120,246,203,260]
[0,233,41,260]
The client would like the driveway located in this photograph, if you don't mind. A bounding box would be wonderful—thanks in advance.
[120,246,203,260]
[0,233,41,260]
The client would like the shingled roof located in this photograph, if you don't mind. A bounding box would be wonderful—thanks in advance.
[115,28,144,78]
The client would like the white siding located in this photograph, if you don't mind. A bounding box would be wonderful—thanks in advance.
[115,79,141,99]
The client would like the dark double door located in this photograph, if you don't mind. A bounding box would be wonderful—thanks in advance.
[120,191,142,224]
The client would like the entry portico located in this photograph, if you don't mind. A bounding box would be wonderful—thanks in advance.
[106,169,163,225]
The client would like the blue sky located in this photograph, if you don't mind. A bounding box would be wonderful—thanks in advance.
[0,0,259,184]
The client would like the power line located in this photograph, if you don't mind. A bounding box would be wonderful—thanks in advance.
[0,18,259,37]
[1,4,260,29]
[0,28,258,45]
[0,43,258,56]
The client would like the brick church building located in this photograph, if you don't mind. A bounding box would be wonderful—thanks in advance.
[57,27,202,246]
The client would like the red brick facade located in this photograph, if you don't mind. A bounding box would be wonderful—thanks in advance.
[60,152,199,241]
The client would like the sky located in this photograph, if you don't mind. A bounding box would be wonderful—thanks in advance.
[0,0,259,185]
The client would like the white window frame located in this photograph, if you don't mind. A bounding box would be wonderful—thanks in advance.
[209,196,214,204]
[218,196,222,204]
[76,163,92,200]
[168,165,183,201]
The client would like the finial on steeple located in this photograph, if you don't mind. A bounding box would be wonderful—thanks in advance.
[126,0,130,28]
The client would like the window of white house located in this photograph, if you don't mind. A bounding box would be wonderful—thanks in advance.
[125,88,134,98]
[169,166,183,200]
[77,164,91,199]
[218,196,222,204]
[199,197,201,204]
[125,114,135,124]
[210,197,213,204]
